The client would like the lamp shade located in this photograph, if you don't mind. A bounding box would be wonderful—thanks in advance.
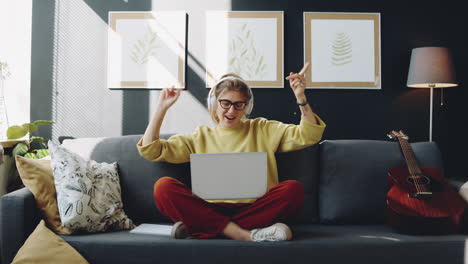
[407,47,457,88]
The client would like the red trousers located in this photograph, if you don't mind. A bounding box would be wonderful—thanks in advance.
[153,177,304,239]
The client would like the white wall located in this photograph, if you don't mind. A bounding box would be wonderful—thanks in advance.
[49,0,235,138]
[3,0,235,140]
[0,0,32,139]
[51,0,123,139]
[149,0,233,134]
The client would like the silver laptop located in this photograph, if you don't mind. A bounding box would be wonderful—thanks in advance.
[190,152,267,200]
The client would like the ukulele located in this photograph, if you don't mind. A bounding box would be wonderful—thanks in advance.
[386,130,466,235]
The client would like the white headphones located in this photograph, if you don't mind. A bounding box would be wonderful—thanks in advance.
[207,76,254,115]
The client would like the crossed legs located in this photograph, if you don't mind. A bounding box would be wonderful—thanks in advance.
[153,177,304,240]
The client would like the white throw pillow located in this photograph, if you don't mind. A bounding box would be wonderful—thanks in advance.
[48,141,134,233]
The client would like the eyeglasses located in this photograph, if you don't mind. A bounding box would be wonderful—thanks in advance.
[218,99,247,111]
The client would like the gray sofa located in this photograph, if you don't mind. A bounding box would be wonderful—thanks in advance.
[1,135,467,264]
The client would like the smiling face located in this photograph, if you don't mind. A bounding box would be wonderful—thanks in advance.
[215,90,248,128]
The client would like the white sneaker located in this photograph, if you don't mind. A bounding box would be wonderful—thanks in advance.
[250,223,292,242]
[170,221,189,239]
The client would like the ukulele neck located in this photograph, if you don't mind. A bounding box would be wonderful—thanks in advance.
[397,137,422,176]
[396,137,432,198]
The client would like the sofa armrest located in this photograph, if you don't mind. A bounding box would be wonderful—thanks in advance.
[0,187,41,264]
[447,179,468,234]
[448,179,465,192]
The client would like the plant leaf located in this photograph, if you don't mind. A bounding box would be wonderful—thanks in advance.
[24,152,39,159]
[260,55,264,64]
[33,120,54,126]
[22,123,38,134]
[29,136,45,145]
[35,149,50,159]
[6,125,27,139]
[149,33,157,44]
[130,53,138,64]
[134,43,140,52]
[12,143,29,156]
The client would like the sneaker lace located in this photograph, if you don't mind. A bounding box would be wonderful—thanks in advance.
[254,226,281,241]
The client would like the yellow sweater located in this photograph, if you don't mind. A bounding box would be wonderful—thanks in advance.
[137,116,326,203]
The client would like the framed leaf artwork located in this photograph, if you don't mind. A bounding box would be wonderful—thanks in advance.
[304,12,381,89]
[206,11,284,88]
[108,11,186,89]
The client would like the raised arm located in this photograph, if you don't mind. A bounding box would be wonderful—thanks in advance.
[142,87,181,146]
[285,62,318,125]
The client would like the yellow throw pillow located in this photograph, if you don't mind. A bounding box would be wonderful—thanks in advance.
[15,156,72,235]
[12,220,88,264]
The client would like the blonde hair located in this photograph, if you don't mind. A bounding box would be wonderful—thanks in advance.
[208,74,252,124]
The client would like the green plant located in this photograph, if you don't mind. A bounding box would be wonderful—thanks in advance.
[331,32,353,66]
[7,120,54,159]
[228,23,267,79]
[130,25,161,65]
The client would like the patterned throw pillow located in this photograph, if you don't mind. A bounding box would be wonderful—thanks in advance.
[48,141,134,233]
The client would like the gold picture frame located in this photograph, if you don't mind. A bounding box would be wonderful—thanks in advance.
[304,12,381,89]
[108,12,186,89]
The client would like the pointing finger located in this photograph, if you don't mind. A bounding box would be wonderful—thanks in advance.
[286,73,301,80]
[298,62,310,75]
[285,72,295,80]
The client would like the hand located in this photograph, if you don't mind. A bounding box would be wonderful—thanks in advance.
[158,86,182,110]
[285,62,310,101]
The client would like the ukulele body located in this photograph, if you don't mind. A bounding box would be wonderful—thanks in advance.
[386,166,466,234]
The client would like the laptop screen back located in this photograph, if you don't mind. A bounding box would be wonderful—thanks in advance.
[190,152,267,200]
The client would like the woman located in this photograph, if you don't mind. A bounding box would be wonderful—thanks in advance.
[137,63,326,242]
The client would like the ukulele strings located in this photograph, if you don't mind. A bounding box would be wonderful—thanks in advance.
[406,141,426,192]
[399,136,423,194]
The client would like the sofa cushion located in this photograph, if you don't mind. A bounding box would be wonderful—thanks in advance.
[61,224,465,264]
[15,156,72,235]
[319,140,444,224]
[72,134,320,224]
[49,141,134,232]
[83,135,191,224]
[276,144,320,224]
[12,220,88,264]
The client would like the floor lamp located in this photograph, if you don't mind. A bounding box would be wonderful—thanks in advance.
[406,47,457,142]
